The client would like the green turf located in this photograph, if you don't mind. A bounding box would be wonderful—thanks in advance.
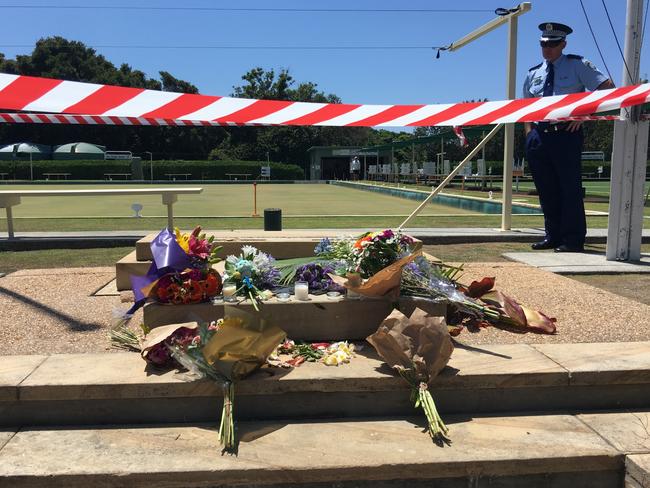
[1,183,475,218]
[0,181,646,232]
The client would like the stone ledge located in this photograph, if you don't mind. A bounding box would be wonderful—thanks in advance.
[577,411,650,454]
[0,356,47,402]
[627,455,650,488]
[0,414,621,487]
[135,232,423,261]
[6,345,565,403]
[532,342,650,386]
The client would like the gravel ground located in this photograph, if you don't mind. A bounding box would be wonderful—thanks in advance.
[0,263,648,356]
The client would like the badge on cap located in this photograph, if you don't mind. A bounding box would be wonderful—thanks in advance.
[539,22,573,41]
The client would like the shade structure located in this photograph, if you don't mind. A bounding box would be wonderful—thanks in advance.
[0,142,51,160]
[52,142,106,160]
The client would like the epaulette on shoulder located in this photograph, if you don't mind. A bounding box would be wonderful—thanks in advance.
[528,62,542,71]
[567,54,583,60]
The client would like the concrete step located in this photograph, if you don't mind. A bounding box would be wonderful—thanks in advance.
[136,231,338,262]
[0,412,626,487]
[134,231,424,261]
[142,296,445,341]
[3,342,650,427]
[115,250,144,291]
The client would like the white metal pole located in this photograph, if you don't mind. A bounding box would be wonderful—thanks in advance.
[606,0,647,261]
[501,16,518,231]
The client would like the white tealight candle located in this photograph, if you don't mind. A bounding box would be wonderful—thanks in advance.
[294,281,309,301]
[223,283,237,300]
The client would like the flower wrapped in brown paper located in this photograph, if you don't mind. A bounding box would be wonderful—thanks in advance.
[201,305,286,451]
[140,322,199,367]
[329,251,420,299]
[202,305,287,381]
[367,307,454,444]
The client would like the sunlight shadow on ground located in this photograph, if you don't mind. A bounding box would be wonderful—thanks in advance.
[0,286,103,332]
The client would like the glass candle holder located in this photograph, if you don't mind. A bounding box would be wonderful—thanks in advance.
[222,282,237,302]
[294,281,309,301]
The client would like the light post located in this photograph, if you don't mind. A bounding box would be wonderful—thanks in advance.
[144,152,153,182]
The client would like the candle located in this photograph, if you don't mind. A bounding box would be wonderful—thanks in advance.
[223,283,237,301]
[294,281,309,301]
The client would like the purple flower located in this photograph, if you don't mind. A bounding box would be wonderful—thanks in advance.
[295,262,343,292]
[146,343,171,366]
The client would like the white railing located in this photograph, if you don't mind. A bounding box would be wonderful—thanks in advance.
[0,187,202,239]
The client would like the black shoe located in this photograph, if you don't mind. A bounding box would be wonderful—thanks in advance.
[531,239,557,250]
[554,244,585,253]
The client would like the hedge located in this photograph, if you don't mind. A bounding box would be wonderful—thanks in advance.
[0,160,304,180]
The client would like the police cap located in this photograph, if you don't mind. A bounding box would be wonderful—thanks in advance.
[538,22,573,41]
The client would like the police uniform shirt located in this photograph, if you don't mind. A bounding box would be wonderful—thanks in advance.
[523,54,608,98]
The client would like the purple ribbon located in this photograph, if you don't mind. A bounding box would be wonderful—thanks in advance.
[127,229,192,314]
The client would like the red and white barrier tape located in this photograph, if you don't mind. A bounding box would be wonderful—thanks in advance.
[1,73,649,127]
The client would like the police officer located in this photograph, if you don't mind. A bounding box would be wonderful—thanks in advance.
[524,23,614,252]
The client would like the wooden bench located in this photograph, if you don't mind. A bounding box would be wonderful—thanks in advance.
[43,173,71,181]
[104,173,131,181]
[165,173,192,181]
[226,173,251,180]
[0,187,202,239]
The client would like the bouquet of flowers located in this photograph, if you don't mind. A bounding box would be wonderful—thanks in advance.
[174,227,222,267]
[367,308,454,444]
[223,245,281,310]
[401,255,556,334]
[349,229,416,278]
[314,229,415,279]
[154,268,222,305]
[293,262,345,293]
[128,226,223,314]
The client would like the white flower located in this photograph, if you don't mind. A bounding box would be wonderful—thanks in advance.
[241,245,258,258]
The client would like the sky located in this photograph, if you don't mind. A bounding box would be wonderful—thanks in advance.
[0,0,648,110]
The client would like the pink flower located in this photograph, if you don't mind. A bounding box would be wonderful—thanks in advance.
[188,234,212,259]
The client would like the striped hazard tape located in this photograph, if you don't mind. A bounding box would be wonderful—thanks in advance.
[0,73,649,127]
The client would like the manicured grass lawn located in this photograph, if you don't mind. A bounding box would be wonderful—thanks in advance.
[1,183,475,218]
[0,181,645,232]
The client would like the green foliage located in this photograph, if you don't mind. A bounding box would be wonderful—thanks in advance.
[0,159,303,180]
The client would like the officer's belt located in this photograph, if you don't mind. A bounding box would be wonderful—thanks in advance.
[534,122,570,133]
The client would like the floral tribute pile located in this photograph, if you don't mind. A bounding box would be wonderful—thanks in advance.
[127,227,223,313]
[118,227,557,451]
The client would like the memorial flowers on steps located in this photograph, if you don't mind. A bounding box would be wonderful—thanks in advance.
[113,226,558,451]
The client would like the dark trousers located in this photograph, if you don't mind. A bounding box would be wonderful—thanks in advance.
[525,126,586,247]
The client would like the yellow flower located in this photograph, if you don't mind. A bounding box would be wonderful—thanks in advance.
[322,342,355,366]
[174,227,190,253]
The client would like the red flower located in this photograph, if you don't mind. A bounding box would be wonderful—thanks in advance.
[202,272,222,296]
[187,279,203,302]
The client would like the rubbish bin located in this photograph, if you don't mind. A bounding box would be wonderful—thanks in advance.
[264,208,282,231]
